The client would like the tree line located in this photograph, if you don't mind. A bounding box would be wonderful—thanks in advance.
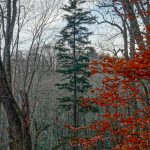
[0,0,149,150]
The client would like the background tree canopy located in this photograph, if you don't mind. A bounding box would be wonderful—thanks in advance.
[0,0,149,150]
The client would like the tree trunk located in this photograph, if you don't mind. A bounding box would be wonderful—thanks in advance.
[4,0,17,89]
[0,59,23,150]
[123,0,146,51]
[20,91,32,150]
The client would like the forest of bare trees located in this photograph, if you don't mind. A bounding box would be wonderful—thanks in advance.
[0,0,150,150]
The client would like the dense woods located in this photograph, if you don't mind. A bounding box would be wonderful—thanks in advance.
[0,0,149,150]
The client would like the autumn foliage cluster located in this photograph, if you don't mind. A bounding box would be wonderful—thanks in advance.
[65,1,150,149]
[67,46,150,149]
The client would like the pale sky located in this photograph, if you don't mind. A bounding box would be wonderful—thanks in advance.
[17,0,124,56]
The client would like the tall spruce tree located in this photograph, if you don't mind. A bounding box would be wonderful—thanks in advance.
[55,0,95,128]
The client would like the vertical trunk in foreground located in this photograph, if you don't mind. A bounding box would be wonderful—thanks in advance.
[0,59,23,150]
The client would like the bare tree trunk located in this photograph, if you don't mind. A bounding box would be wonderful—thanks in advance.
[128,2,135,59]
[0,59,23,150]
[3,0,17,89]
[129,20,135,59]
[20,91,32,150]
[0,60,32,150]
[122,0,146,51]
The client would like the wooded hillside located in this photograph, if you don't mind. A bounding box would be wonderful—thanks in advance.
[0,0,149,150]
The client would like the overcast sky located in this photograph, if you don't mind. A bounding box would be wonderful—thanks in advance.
[17,0,124,55]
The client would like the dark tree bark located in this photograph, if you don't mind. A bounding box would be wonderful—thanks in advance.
[0,59,32,150]
[3,0,17,88]
[0,0,32,149]
[0,59,23,150]
[20,91,32,150]
[122,0,146,51]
